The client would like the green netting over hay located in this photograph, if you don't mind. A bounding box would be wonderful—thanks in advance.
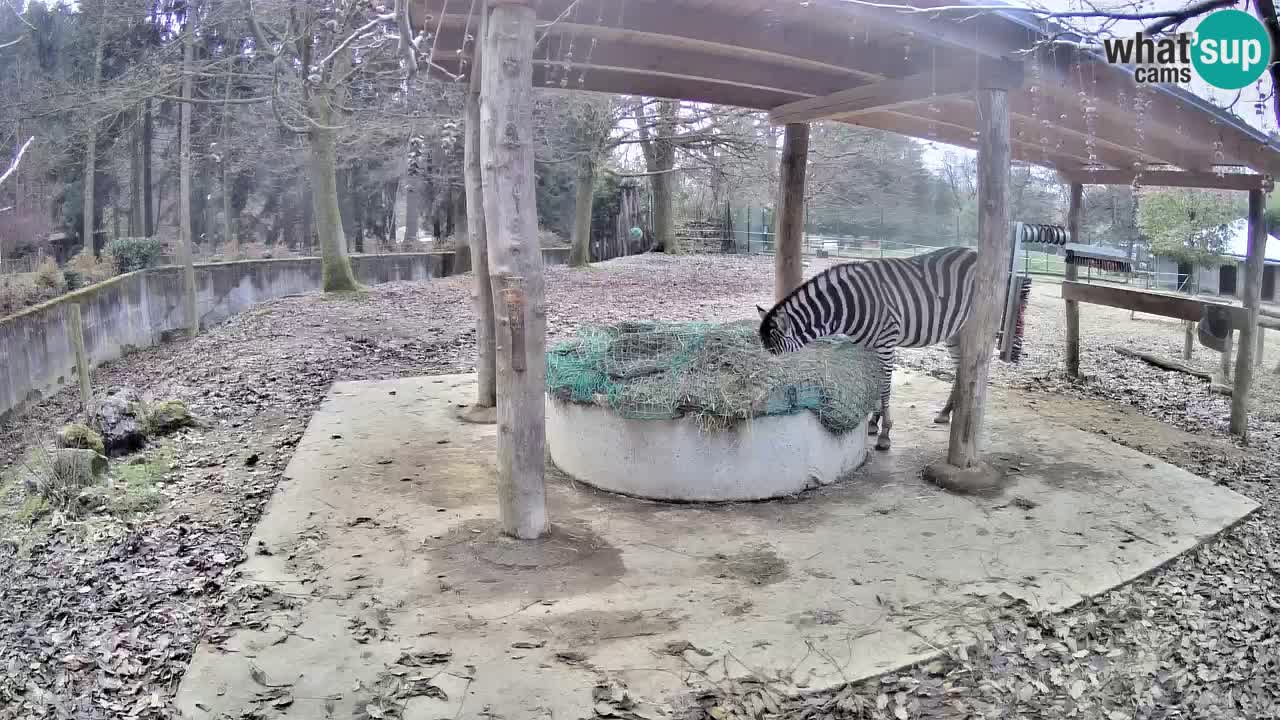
[545,320,883,435]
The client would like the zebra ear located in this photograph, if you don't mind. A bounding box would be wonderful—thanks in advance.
[756,304,768,320]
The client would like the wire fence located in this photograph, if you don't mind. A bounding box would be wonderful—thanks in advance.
[707,230,1199,291]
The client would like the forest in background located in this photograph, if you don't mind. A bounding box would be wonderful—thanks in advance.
[0,0,1254,299]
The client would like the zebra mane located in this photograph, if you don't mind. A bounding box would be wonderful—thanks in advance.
[767,262,858,322]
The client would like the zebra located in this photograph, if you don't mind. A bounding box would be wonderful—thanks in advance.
[756,246,978,451]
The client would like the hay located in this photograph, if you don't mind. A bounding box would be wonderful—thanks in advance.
[545,320,883,435]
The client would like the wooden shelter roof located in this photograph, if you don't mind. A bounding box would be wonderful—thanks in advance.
[416,0,1280,182]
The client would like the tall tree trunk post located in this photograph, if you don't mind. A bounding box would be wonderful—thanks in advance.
[130,107,145,237]
[221,67,234,247]
[773,122,808,301]
[82,13,105,256]
[1230,189,1267,440]
[926,88,1011,491]
[1064,182,1083,378]
[480,0,548,539]
[464,4,497,414]
[570,151,594,267]
[1183,321,1195,360]
[178,16,199,336]
[143,98,154,237]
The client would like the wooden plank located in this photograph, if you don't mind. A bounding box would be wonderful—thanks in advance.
[426,0,932,81]
[67,303,92,419]
[1231,188,1267,439]
[849,110,1091,170]
[1064,183,1083,378]
[1009,89,1214,171]
[774,123,808,300]
[768,60,1022,125]
[948,87,1010,469]
[1058,169,1273,192]
[480,0,548,539]
[1059,281,1256,326]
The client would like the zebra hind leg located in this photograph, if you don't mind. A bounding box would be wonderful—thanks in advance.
[868,412,881,435]
[934,335,962,424]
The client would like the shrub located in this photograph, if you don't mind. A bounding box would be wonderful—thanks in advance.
[34,257,65,294]
[0,275,40,315]
[64,252,117,290]
[56,422,106,455]
[104,237,162,273]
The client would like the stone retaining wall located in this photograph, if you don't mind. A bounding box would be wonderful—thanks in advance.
[0,249,570,420]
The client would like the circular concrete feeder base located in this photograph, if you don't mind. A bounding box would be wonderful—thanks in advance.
[545,397,868,502]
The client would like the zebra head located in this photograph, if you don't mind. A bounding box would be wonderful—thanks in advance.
[757,304,803,354]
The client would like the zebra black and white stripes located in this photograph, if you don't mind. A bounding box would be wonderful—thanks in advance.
[756,246,979,450]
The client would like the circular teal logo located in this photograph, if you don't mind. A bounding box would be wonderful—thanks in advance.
[1192,9,1272,90]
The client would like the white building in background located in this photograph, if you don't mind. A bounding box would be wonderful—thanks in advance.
[1151,219,1280,303]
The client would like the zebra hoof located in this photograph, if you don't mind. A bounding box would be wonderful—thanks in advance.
[933,413,950,425]
[867,423,880,435]
[875,436,892,451]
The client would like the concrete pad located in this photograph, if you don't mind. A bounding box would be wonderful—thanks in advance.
[545,397,868,501]
[177,372,1257,720]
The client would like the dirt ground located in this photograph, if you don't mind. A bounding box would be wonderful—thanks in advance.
[2,253,1279,719]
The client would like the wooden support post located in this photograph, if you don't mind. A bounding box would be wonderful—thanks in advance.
[1258,328,1266,368]
[944,88,1011,474]
[480,0,548,539]
[774,122,808,301]
[67,303,92,418]
[1064,182,1083,378]
[1230,188,1266,439]
[463,3,497,417]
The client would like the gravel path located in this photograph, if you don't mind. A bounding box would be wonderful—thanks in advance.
[1,253,1278,719]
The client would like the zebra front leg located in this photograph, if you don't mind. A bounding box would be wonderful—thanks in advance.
[874,349,895,451]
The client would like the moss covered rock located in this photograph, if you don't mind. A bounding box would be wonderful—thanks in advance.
[146,399,194,435]
[56,422,106,455]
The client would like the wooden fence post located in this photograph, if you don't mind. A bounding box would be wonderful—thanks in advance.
[1230,188,1266,439]
[480,0,548,539]
[1064,182,1083,378]
[67,303,92,418]
[774,123,808,301]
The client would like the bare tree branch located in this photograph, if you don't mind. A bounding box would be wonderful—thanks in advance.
[0,136,33,187]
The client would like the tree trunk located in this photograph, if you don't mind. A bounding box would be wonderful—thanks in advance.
[773,122,808,301]
[301,182,313,252]
[570,152,594,267]
[946,88,1010,470]
[310,121,359,292]
[82,17,104,255]
[465,4,496,410]
[130,107,145,237]
[1064,183,1082,377]
[404,179,422,244]
[221,67,234,247]
[1184,321,1195,360]
[143,98,154,238]
[633,100,677,253]
[178,16,198,336]
[480,1,547,539]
